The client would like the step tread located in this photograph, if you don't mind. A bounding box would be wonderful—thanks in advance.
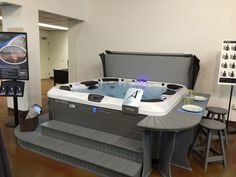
[41,120,143,153]
[32,135,141,177]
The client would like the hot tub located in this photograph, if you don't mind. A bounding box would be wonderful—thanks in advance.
[48,78,188,139]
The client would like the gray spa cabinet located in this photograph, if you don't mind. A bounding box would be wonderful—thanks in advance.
[137,93,210,177]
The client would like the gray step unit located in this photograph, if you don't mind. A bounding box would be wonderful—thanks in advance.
[41,120,143,163]
[17,135,142,177]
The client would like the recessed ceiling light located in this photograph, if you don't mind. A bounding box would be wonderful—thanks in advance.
[0,16,68,30]
[38,23,68,30]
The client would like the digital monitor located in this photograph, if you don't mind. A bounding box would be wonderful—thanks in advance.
[0,32,29,80]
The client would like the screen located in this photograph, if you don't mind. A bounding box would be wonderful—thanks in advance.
[0,32,29,80]
[33,104,42,114]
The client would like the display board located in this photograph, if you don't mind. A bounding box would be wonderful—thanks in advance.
[0,32,29,80]
[218,40,236,85]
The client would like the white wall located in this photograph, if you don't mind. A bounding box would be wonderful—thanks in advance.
[74,0,236,121]
[48,30,68,77]
[2,0,236,121]
[40,30,49,79]
[68,20,82,82]
[0,0,86,110]
[40,30,68,78]
[0,0,86,20]
[2,5,40,110]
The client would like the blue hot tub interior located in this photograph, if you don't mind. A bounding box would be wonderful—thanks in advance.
[73,82,167,101]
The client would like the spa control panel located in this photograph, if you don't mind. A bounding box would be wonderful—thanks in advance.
[88,94,104,102]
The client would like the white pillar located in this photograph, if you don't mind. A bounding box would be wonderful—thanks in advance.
[68,20,82,82]
[2,4,42,110]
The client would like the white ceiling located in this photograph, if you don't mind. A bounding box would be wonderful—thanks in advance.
[39,10,76,30]
[0,10,79,30]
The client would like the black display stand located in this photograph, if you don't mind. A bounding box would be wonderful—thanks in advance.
[217,41,236,134]
[227,85,236,134]
[5,96,19,128]
[0,80,25,128]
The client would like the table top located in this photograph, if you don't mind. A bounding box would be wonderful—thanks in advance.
[137,93,210,131]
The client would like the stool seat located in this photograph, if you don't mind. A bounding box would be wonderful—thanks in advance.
[206,106,228,115]
[200,119,226,130]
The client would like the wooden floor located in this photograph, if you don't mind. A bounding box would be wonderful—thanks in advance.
[0,78,236,177]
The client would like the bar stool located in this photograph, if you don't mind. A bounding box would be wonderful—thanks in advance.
[192,119,227,170]
[205,106,228,144]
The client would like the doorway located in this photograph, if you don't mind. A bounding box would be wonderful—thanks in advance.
[39,30,68,78]
[38,10,69,110]
[40,33,50,79]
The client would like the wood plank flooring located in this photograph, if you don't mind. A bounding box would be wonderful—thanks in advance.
[0,79,235,177]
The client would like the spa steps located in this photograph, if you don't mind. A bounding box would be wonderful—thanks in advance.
[15,115,143,177]
[41,120,143,163]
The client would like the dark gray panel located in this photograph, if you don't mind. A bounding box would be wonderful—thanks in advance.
[171,129,193,170]
[158,131,175,177]
[50,98,145,140]
[105,54,191,87]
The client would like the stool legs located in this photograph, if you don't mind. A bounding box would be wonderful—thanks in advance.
[210,113,215,120]
[204,129,212,170]
[222,115,228,144]
[219,130,227,167]
[192,127,227,170]
[206,111,211,118]
[207,112,228,145]
[192,127,202,148]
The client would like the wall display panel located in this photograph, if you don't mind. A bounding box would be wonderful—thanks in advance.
[0,32,29,80]
[218,41,236,85]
